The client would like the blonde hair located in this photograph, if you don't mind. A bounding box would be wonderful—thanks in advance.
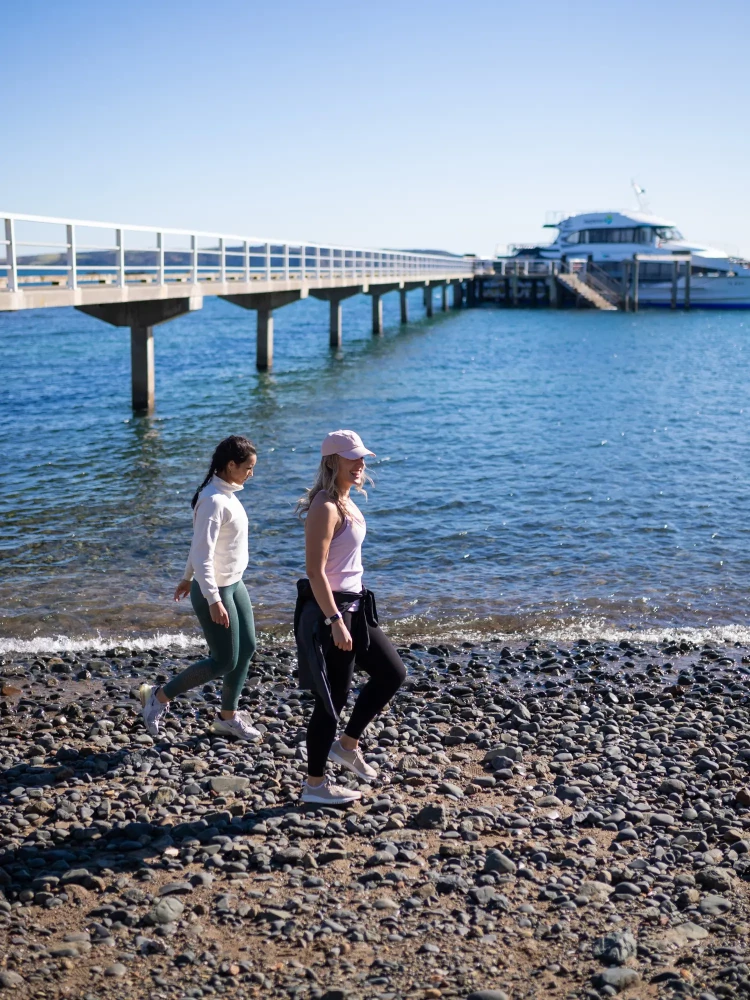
[295,454,373,520]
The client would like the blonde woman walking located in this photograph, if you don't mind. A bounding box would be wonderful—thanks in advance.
[294,430,406,805]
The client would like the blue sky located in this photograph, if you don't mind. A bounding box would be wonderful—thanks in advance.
[4,0,750,256]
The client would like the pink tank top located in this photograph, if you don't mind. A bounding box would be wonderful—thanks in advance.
[326,511,366,593]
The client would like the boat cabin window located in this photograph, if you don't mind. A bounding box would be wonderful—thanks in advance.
[654,227,683,241]
[565,227,654,245]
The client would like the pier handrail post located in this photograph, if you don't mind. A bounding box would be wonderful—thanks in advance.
[116,228,125,287]
[4,218,17,292]
[191,235,198,285]
[219,238,226,283]
[243,240,249,283]
[66,224,77,290]
[265,242,271,281]
[157,232,165,286]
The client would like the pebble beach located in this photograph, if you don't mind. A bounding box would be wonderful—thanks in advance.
[1,634,750,1000]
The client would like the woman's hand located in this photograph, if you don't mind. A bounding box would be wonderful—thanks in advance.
[210,600,230,628]
[174,579,191,601]
[332,618,352,651]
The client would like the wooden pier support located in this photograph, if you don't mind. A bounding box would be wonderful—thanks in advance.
[400,288,408,324]
[77,295,202,412]
[424,285,433,317]
[452,281,463,309]
[441,284,449,311]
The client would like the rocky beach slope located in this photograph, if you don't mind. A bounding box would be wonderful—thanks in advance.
[1,635,750,999]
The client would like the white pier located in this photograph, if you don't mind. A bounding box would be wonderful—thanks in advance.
[1,212,490,411]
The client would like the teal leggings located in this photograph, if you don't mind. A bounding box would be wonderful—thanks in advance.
[163,579,256,711]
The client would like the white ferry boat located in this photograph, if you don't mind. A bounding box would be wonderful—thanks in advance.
[509,209,750,308]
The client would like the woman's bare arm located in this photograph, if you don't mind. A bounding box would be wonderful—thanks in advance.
[305,498,352,651]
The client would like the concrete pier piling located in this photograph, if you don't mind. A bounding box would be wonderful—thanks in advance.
[221,290,306,370]
[309,287,363,350]
[441,284,449,311]
[371,294,383,335]
[130,326,154,411]
[399,289,408,324]
[424,286,433,317]
[256,309,273,370]
[77,296,202,412]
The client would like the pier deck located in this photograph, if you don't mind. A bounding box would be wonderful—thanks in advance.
[1,212,490,411]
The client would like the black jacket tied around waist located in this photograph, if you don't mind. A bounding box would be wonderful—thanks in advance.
[294,578,379,721]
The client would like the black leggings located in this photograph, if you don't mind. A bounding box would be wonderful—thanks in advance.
[306,612,406,777]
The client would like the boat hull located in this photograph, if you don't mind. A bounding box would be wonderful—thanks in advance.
[637,276,750,309]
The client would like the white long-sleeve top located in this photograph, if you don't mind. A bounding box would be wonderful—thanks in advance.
[182,475,249,605]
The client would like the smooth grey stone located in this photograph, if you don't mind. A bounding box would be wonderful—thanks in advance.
[592,968,641,991]
[537,795,563,807]
[659,778,686,795]
[484,849,517,876]
[0,971,24,989]
[104,963,127,978]
[365,851,396,868]
[149,897,184,925]
[205,776,249,794]
[613,881,641,896]
[699,894,731,915]
[661,921,709,946]
[158,881,193,896]
[437,781,464,798]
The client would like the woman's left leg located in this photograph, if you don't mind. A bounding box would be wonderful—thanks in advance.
[344,624,406,739]
[219,580,256,712]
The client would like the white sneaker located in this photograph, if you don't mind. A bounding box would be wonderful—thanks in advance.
[300,777,362,806]
[139,684,167,737]
[328,739,378,780]
[210,713,261,741]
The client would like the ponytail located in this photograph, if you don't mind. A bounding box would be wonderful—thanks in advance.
[191,435,257,509]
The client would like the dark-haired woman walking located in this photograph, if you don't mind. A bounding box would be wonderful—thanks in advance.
[140,435,260,740]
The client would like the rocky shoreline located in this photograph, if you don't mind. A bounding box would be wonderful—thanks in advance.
[1,634,750,999]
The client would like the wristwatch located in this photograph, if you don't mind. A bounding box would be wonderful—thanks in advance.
[324,612,342,626]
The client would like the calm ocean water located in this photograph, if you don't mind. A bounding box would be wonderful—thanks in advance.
[0,294,748,651]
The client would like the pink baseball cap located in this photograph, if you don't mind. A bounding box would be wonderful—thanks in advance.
[321,429,375,459]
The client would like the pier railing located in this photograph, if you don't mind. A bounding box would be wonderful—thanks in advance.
[493,258,559,276]
[0,212,486,292]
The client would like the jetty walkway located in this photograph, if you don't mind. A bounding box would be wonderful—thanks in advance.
[1,212,492,411]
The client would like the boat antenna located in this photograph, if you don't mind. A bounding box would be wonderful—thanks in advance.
[631,179,651,213]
